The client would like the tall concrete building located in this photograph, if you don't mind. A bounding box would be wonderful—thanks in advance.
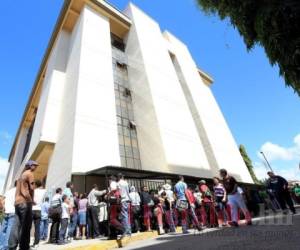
[3,0,253,193]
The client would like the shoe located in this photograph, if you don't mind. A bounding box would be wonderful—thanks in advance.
[30,245,38,250]
[182,230,190,234]
[229,221,239,227]
[246,221,252,226]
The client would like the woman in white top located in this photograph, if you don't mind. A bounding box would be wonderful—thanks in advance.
[129,186,141,232]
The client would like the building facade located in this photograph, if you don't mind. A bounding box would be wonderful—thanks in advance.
[3,0,253,193]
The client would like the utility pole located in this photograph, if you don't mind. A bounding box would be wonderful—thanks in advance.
[260,151,274,172]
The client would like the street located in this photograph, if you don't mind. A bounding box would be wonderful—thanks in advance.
[123,213,300,250]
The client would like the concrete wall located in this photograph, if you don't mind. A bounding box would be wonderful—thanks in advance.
[47,5,120,189]
[125,4,211,176]
[163,32,253,183]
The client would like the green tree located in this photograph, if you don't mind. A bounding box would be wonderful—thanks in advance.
[196,0,300,95]
[239,144,260,184]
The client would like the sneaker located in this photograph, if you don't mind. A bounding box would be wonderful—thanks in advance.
[30,245,38,250]
[182,230,190,234]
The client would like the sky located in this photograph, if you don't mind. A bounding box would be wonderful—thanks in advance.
[0,0,300,191]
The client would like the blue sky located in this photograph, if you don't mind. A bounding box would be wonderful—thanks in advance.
[0,0,300,189]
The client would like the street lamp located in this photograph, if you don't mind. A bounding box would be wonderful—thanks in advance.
[260,151,274,172]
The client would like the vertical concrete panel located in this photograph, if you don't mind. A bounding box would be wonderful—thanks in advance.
[164,32,253,183]
[71,6,120,172]
[125,4,210,176]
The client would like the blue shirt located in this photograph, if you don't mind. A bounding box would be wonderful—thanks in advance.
[41,201,50,220]
[174,181,187,200]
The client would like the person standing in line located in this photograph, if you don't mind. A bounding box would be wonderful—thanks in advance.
[40,197,50,241]
[8,160,39,250]
[162,184,176,233]
[140,186,153,232]
[266,172,296,214]
[0,181,17,250]
[129,186,141,233]
[219,169,252,227]
[117,173,131,237]
[185,187,202,231]
[63,182,77,241]
[199,180,216,227]
[78,194,88,239]
[174,175,189,234]
[87,184,106,239]
[31,180,46,249]
[58,195,71,245]
[213,177,228,226]
[49,188,62,244]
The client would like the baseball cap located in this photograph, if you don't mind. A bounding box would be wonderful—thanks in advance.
[25,160,39,166]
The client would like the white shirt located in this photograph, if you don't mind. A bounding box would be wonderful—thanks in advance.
[61,202,70,219]
[33,188,46,211]
[129,191,141,206]
[117,179,130,202]
[4,187,16,214]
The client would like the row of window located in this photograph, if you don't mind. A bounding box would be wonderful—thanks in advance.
[112,47,142,170]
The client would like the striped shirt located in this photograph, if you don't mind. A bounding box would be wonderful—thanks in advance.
[213,184,225,198]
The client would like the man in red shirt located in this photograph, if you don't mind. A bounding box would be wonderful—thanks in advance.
[9,160,39,250]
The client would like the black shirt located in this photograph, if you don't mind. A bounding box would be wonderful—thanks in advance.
[223,176,237,194]
[266,176,288,192]
[140,191,152,205]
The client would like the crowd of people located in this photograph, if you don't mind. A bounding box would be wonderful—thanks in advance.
[0,160,298,250]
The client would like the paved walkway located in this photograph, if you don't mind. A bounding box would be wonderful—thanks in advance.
[37,211,300,250]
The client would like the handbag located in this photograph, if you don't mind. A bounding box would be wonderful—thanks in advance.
[176,200,188,211]
[147,200,154,207]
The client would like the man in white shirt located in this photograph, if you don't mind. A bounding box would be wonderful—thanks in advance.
[117,173,131,236]
[0,181,16,250]
[87,184,106,239]
[32,180,46,248]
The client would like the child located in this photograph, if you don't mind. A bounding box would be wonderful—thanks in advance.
[78,194,88,239]
[58,195,71,244]
[40,197,50,241]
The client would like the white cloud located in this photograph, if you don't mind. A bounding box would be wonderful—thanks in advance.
[0,156,9,194]
[258,133,300,162]
[254,133,300,181]
[253,161,269,180]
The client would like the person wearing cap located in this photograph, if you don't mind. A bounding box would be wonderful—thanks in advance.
[8,160,39,250]
[219,169,252,227]
[162,183,176,233]
[198,180,216,227]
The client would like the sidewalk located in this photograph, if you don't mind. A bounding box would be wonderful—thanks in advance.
[38,210,299,250]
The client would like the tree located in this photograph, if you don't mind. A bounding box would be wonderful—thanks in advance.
[239,144,260,184]
[196,0,300,95]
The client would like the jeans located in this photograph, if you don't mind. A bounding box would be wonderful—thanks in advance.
[228,193,251,223]
[40,219,49,240]
[8,203,33,250]
[68,212,78,238]
[121,202,131,235]
[0,213,15,250]
[58,218,68,243]
[87,206,100,238]
[32,210,41,245]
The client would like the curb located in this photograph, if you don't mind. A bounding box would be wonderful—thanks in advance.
[64,231,160,250]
